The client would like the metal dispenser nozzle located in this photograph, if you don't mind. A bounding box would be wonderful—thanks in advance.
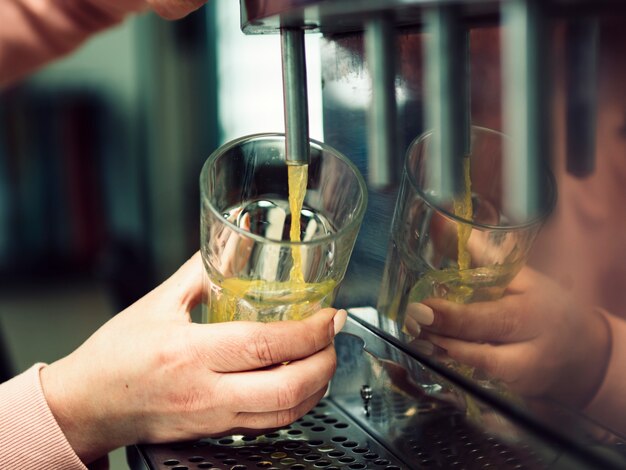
[424,5,471,202]
[365,15,399,189]
[502,0,550,221]
[565,18,599,178]
[281,28,310,165]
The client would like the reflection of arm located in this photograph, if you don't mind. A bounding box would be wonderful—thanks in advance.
[0,0,145,88]
[584,310,626,437]
[0,364,86,469]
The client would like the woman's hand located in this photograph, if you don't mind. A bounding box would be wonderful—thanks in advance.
[144,0,206,20]
[41,252,346,464]
[88,0,208,20]
[404,267,611,408]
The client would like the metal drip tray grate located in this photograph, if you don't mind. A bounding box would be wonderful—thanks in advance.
[133,394,551,470]
[134,399,405,470]
[354,394,548,469]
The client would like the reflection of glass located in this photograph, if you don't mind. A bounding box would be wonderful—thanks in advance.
[377,127,555,335]
[200,133,367,323]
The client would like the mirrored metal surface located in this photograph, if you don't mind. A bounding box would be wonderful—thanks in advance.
[239,0,626,34]
[334,314,626,470]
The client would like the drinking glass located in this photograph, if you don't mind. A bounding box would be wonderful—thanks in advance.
[377,126,555,337]
[200,133,367,323]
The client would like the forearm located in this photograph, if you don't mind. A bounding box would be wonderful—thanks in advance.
[0,364,87,469]
[0,0,145,88]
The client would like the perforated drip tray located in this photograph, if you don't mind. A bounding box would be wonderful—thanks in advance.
[337,390,551,470]
[133,399,406,470]
[131,396,555,470]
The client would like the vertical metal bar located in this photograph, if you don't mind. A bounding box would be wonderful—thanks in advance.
[565,18,598,178]
[281,28,310,165]
[365,15,398,189]
[502,0,549,221]
[424,5,471,202]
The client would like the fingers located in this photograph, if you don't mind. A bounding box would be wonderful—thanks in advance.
[193,308,346,371]
[219,214,253,277]
[426,334,530,386]
[219,344,337,413]
[148,0,206,20]
[427,211,501,268]
[233,386,328,432]
[406,296,532,343]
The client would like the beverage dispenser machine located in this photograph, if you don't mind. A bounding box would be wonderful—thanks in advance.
[130,1,626,468]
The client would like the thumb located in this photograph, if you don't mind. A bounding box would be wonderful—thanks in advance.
[159,251,205,312]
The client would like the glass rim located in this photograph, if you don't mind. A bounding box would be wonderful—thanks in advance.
[405,126,557,231]
[200,132,368,247]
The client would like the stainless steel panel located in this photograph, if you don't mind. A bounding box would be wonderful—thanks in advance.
[281,28,311,165]
[320,31,425,310]
[365,15,399,189]
[565,17,598,178]
[423,4,471,201]
[501,0,550,221]
[239,0,626,35]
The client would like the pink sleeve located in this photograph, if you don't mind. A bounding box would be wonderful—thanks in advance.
[0,363,87,469]
[0,0,145,87]
[585,310,626,437]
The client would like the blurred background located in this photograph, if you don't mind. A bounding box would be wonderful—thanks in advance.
[0,2,322,467]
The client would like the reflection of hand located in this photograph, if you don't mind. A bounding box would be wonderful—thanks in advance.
[427,207,523,269]
[211,209,253,277]
[41,252,346,464]
[404,267,611,408]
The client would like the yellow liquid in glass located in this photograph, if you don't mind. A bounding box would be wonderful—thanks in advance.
[209,277,337,323]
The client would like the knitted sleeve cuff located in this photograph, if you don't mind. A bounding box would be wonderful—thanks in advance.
[0,363,88,470]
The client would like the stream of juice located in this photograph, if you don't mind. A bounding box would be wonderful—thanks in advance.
[453,156,482,418]
[288,163,308,283]
[285,162,309,319]
[454,157,473,271]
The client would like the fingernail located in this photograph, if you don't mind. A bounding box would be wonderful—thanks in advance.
[333,309,347,335]
[404,314,421,336]
[406,303,434,326]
